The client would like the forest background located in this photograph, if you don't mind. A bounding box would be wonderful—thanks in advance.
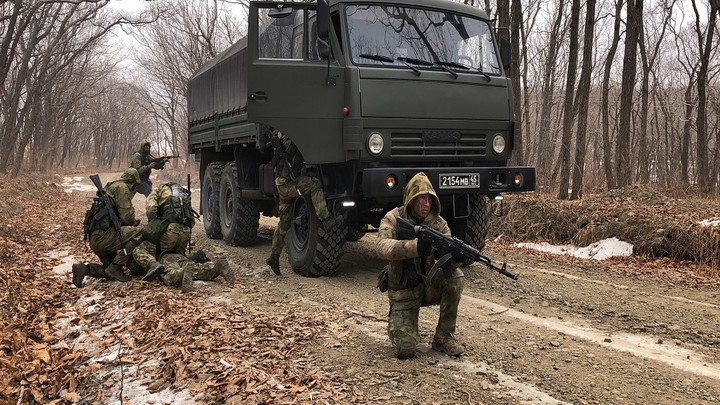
[0,0,718,199]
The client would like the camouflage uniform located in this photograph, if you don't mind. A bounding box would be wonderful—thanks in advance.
[133,183,234,292]
[266,131,335,275]
[72,169,144,287]
[130,140,157,197]
[376,172,465,359]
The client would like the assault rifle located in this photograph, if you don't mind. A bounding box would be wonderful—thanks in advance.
[396,216,518,281]
[266,131,301,196]
[89,174,127,255]
[151,155,180,170]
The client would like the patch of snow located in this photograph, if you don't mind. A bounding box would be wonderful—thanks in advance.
[119,380,199,405]
[513,238,633,260]
[61,176,96,193]
[50,254,76,277]
[698,218,720,227]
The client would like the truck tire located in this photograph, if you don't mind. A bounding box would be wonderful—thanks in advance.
[447,194,490,266]
[219,163,259,246]
[465,194,491,252]
[286,197,347,277]
[202,162,225,239]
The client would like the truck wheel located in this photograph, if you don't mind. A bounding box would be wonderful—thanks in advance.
[202,162,225,239]
[286,197,347,277]
[447,194,490,266]
[219,163,259,246]
[465,194,491,252]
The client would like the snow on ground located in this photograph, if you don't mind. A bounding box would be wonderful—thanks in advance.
[513,238,633,260]
[60,176,96,193]
[698,218,720,227]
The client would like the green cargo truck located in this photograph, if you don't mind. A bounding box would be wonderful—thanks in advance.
[187,0,535,277]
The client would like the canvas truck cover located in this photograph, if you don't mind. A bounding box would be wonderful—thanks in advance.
[187,37,248,123]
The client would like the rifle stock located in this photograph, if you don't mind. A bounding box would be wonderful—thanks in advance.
[396,216,518,280]
[89,174,127,255]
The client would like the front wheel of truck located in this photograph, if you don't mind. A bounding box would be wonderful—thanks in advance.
[219,163,259,246]
[202,161,225,239]
[286,197,347,277]
[447,194,491,261]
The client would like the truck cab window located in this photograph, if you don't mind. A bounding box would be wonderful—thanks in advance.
[345,5,501,75]
[258,8,304,59]
[258,7,326,61]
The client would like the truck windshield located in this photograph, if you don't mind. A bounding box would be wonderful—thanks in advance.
[346,5,501,76]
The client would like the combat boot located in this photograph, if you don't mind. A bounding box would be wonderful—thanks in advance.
[432,327,464,356]
[142,261,165,281]
[265,253,281,276]
[395,339,417,360]
[213,258,235,285]
[181,268,194,293]
[103,263,132,282]
[71,263,89,288]
[189,249,210,264]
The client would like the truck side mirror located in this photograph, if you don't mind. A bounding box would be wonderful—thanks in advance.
[499,37,511,71]
[268,5,293,19]
[317,0,330,41]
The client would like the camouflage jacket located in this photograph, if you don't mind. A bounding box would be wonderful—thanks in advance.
[105,168,140,226]
[376,172,460,291]
[272,132,303,186]
[146,183,195,228]
[131,140,155,178]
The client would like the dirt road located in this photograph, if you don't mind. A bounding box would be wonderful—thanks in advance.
[56,173,720,404]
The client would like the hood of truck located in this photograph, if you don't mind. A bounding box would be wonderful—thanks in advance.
[358,68,510,120]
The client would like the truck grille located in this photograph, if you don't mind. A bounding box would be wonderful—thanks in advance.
[390,132,487,157]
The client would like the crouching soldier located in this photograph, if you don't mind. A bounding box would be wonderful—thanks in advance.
[72,168,144,288]
[133,182,235,292]
[376,172,465,359]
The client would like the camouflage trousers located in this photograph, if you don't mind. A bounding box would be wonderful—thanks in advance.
[132,223,191,269]
[386,275,464,352]
[158,253,220,288]
[89,225,143,267]
[271,176,331,255]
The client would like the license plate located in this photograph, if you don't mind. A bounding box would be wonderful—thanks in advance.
[439,173,480,189]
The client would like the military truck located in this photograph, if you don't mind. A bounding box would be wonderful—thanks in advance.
[187,0,535,277]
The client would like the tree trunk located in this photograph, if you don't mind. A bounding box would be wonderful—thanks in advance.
[570,0,597,200]
[556,0,581,199]
[601,0,624,191]
[614,0,642,189]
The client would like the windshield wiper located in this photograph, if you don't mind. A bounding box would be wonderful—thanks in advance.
[396,56,432,76]
[432,61,461,79]
[359,53,394,63]
[436,60,491,82]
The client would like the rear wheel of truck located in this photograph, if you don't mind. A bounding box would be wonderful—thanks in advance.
[219,163,259,246]
[286,197,347,277]
[202,162,225,239]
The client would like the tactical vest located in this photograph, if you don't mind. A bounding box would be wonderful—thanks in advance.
[82,198,111,240]
[157,183,195,227]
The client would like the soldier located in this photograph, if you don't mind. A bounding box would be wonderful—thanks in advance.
[376,172,466,359]
[72,168,144,288]
[132,182,235,292]
[264,130,338,276]
[130,140,170,197]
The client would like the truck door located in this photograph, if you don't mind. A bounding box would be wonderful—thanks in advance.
[247,2,345,164]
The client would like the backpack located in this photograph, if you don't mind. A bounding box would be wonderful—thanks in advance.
[83,198,111,240]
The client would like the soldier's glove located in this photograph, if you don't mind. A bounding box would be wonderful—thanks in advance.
[417,238,432,257]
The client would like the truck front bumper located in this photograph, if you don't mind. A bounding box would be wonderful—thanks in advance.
[361,166,535,198]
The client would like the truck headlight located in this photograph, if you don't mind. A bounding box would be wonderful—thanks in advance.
[492,134,506,154]
[367,132,384,155]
